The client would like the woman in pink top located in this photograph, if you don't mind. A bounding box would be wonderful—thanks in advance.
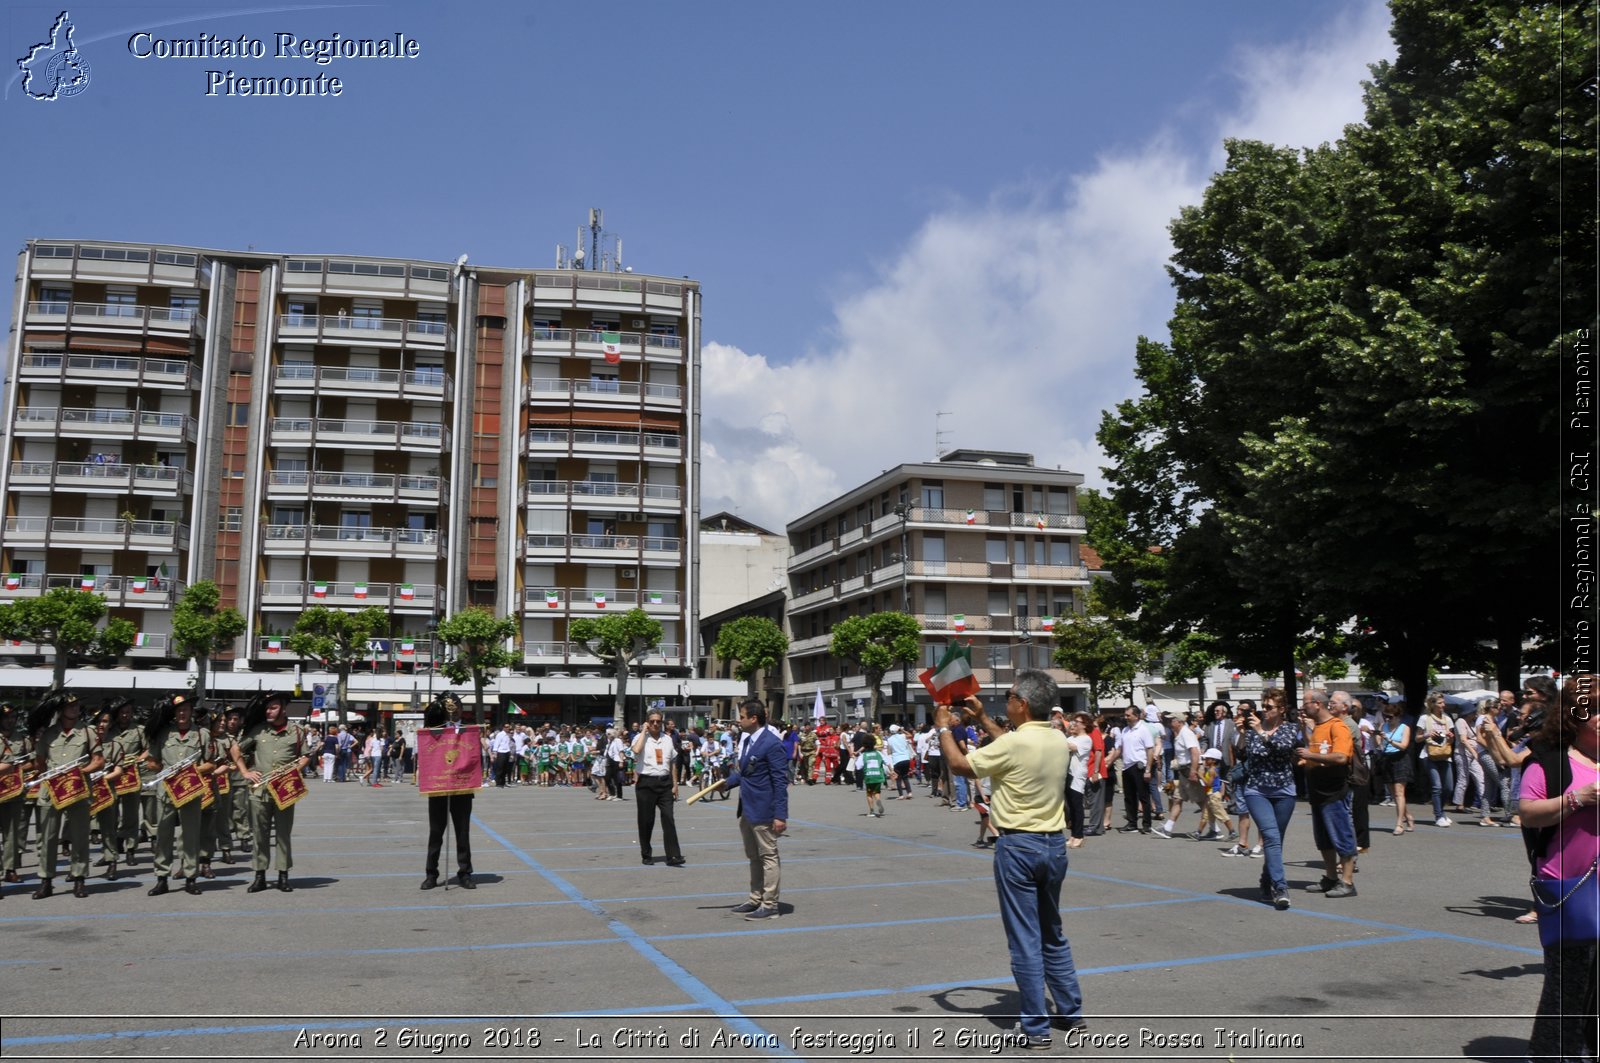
[1518,676,1599,1063]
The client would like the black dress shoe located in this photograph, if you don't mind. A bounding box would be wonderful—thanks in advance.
[420,875,440,890]
[246,871,268,893]
[276,872,293,893]
[183,878,202,895]
[4,870,19,884]
[455,872,475,890]
[666,857,686,867]
[199,864,215,879]
[148,877,169,897]
[105,863,118,881]
[72,877,88,898]
[641,856,653,865]
[32,878,54,900]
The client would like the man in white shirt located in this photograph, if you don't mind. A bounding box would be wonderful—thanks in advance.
[631,711,683,865]
[1108,705,1157,832]
[489,722,515,788]
[1155,712,1204,838]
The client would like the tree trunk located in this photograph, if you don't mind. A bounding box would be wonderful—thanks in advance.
[51,652,67,692]
[1282,649,1298,713]
[613,654,629,730]
[867,672,883,723]
[1494,613,1524,697]
[337,667,351,730]
[195,656,210,705]
[1394,644,1433,717]
[1195,673,1206,711]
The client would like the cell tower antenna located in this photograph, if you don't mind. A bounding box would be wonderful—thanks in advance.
[567,209,625,271]
[935,411,954,457]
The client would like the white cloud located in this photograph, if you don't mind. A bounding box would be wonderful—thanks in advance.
[700,2,1395,535]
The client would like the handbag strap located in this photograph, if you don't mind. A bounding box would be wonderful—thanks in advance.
[1532,858,1600,909]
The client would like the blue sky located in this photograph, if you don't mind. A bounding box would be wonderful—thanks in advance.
[2,0,1395,532]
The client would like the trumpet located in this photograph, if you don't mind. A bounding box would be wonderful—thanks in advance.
[141,751,201,792]
[32,754,89,785]
[251,762,302,791]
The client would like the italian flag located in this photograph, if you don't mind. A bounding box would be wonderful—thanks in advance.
[399,583,415,600]
[965,509,976,525]
[80,576,95,591]
[647,591,663,604]
[131,579,148,594]
[1041,616,1054,632]
[593,592,606,609]
[919,642,980,702]
[134,633,151,647]
[601,331,622,364]
[545,590,560,608]
[1035,512,1047,530]
[399,641,415,656]
[353,583,368,599]
[4,574,18,590]
[266,640,282,653]
[507,702,526,716]
[312,582,328,598]
[952,613,966,632]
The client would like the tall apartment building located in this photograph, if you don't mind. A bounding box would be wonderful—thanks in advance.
[0,237,742,719]
[784,450,1090,721]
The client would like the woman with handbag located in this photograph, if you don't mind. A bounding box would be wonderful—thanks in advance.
[1371,699,1415,834]
[1518,675,1598,1063]
[1416,692,1456,827]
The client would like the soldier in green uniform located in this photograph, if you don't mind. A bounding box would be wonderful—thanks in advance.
[216,707,248,863]
[90,709,124,881]
[232,691,311,893]
[107,698,145,862]
[32,693,103,899]
[143,694,212,896]
[1,703,33,897]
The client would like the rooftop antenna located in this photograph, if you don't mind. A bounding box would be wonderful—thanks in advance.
[565,209,624,271]
[935,410,954,457]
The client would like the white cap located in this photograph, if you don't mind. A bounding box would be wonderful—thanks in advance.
[1203,747,1224,761]
[889,724,901,732]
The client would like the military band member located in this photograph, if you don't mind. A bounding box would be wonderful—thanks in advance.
[421,692,475,890]
[232,692,311,893]
[143,694,212,896]
[1,703,33,897]
[216,708,248,862]
[90,709,124,881]
[106,698,145,862]
[32,693,103,899]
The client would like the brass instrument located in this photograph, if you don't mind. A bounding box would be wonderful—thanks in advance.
[33,754,91,810]
[32,754,89,786]
[140,751,200,792]
[252,762,308,810]
[250,762,303,791]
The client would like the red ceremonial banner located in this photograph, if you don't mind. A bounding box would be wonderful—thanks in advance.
[111,765,141,796]
[0,766,24,803]
[417,725,483,796]
[89,775,115,816]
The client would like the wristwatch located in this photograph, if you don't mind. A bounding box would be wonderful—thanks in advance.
[937,727,951,735]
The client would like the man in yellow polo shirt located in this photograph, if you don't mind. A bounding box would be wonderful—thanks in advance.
[935,670,1085,1050]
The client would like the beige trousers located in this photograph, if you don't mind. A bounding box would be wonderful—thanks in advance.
[738,816,781,907]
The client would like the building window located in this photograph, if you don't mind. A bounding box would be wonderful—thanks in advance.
[228,402,249,426]
[219,507,242,532]
[985,538,1007,564]
[983,484,1005,512]
[988,587,1010,616]
[921,482,944,509]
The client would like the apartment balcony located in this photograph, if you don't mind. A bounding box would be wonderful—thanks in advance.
[8,461,193,498]
[256,636,303,659]
[273,364,451,402]
[904,507,1086,533]
[269,417,448,453]
[0,572,184,607]
[906,560,1089,583]
[13,406,196,444]
[253,633,435,664]
[258,579,439,611]
[525,377,683,410]
[127,633,172,658]
[519,534,682,565]
[522,641,567,665]
[559,587,682,614]
[524,429,682,459]
[265,470,446,506]
[525,480,683,513]
[3,516,187,551]
[18,351,195,390]
[276,313,454,350]
[261,523,443,559]
[789,539,835,568]
[527,328,679,363]
[25,300,205,340]
[919,613,997,634]
[787,633,833,656]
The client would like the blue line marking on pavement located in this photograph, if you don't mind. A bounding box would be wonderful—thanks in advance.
[470,815,800,1059]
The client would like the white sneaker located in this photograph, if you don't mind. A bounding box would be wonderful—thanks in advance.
[1435,816,1453,827]
[1247,844,1264,858]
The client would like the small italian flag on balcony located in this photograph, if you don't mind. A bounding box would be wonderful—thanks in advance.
[312,582,328,598]
[3,574,18,590]
[399,583,415,600]
[1035,512,1047,530]
[601,331,622,364]
[134,633,151,647]
[647,591,663,604]
[952,613,966,632]
[399,641,416,656]
[545,589,560,608]
[593,592,607,609]
[353,583,368,599]
[131,579,148,594]
[266,640,282,653]
[965,509,976,525]
[1041,615,1055,632]
[919,641,980,703]
[79,576,95,591]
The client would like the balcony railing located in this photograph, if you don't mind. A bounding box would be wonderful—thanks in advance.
[261,524,442,554]
[27,300,205,336]
[525,429,682,453]
[265,470,446,502]
[522,587,682,611]
[13,406,196,441]
[274,364,452,398]
[258,580,438,609]
[0,572,184,606]
[8,460,192,494]
[19,351,194,388]
[906,560,1088,581]
[522,641,567,661]
[525,480,682,506]
[2,516,187,549]
[269,417,448,450]
[904,507,1086,531]
[277,313,453,347]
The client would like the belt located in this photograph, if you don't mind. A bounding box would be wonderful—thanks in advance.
[997,827,1057,836]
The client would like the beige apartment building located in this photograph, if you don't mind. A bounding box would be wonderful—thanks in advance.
[0,237,743,720]
[784,449,1090,722]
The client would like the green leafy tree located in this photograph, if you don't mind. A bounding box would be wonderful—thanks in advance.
[436,607,521,728]
[828,612,920,721]
[1051,593,1147,712]
[285,605,390,727]
[171,580,246,702]
[1163,631,1223,709]
[0,589,136,690]
[712,616,789,696]
[570,608,663,730]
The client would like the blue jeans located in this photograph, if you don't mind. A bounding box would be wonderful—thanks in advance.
[1310,794,1356,858]
[1243,791,1296,894]
[1426,759,1454,818]
[953,775,969,809]
[993,831,1084,1038]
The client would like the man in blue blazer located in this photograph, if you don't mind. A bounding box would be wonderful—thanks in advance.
[716,699,789,920]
